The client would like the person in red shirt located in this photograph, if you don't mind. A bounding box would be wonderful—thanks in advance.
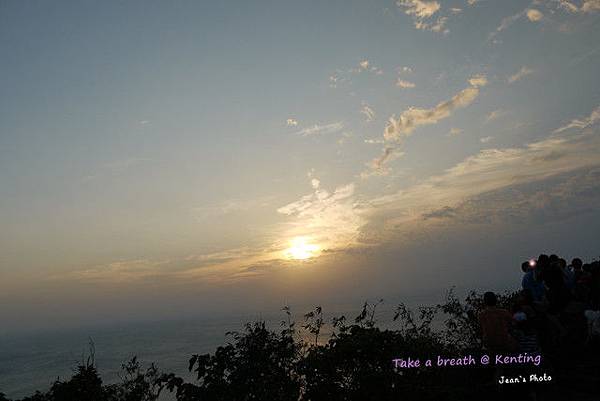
[478,291,518,352]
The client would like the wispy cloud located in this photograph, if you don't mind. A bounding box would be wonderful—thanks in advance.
[295,122,344,136]
[492,9,526,39]
[508,66,535,83]
[582,0,600,12]
[70,125,600,285]
[397,0,449,34]
[397,0,440,20]
[362,147,405,178]
[553,0,600,13]
[468,74,488,87]
[361,129,600,242]
[362,77,485,177]
[555,0,580,13]
[384,77,484,142]
[277,181,363,248]
[330,60,383,88]
[448,127,463,136]
[396,79,416,88]
[286,118,298,127]
[352,59,384,75]
[480,136,494,143]
[553,105,600,133]
[484,109,506,124]
[489,7,542,42]
[361,104,376,122]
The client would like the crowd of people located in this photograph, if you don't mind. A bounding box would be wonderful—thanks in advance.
[479,254,600,355]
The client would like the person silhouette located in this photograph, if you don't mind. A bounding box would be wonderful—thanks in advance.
[478,292,518,353]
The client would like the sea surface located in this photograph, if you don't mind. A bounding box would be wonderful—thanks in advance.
[0,300,430,400]
[0,315,278,400]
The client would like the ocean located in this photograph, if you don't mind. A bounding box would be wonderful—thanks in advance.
[0,301,425,400]
[0,315,268,400]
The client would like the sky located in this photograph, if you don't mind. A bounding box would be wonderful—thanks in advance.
[1,0,600,333]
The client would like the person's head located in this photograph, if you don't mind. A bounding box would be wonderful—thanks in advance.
[592,261,600,275]
[521,261,530,273]
[549,254,559,263]
[483,291,497,307]
[537,254,549,271]
[571,258,583,271]
[559,258,567,270]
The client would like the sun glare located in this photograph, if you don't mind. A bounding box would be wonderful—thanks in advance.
[286,237,320,260]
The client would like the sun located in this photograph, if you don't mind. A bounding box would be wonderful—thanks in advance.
[285,237,320,260]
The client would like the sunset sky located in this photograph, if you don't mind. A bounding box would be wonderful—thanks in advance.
[1,0,600,332]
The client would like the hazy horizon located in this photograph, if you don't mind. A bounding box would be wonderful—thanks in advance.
[1,0,600,334]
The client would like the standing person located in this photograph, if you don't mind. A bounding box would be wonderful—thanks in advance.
[571,258,583,283]
[522,260,545,303]
[478,292,518,352]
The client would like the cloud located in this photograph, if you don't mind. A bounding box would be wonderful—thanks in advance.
[384,81,482,142]
[493,10,527,37]
[490,6,543,41]
[361,77,485,177]
[361,129,600,242]
[397,0,449,34]
[485,109,506,124]
[468,74,488,87]
[277,182,363,248]
[448,127,463,136]
[364,138,385,144]
[331,60,383,88]
[71,259,170,283]
[526,8,544,21]
[69,125,600,286]
[329,72,343,88]
[557,0,600,13]
[353,60,383,75]
[555,0,580,13]
[396,79,416,88]
[68,245,284,284]
[582,0,600,12]
[417,167,600,227]
[553,105,600,133]
[422,206,458,220]
[286,118,298,127]
[397,0,440,19]
[295,122,344,136]
[361,105,376,122]
[363,147,405,177]
[480,136,494,143]
[508,66,535,83]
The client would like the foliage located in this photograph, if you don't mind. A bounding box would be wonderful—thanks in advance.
[158,321,302,401]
